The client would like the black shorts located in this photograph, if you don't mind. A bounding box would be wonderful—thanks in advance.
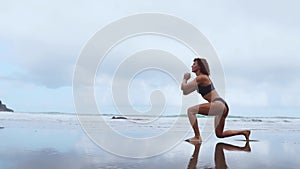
[212,98,229,113]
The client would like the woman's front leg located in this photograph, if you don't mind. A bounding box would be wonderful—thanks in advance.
[186,103,211,142]
[187,105,202,142]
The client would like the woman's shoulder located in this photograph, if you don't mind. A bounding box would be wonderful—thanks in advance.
[195,74,210,85]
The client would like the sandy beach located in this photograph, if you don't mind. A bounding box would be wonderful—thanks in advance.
[0,112,299,169]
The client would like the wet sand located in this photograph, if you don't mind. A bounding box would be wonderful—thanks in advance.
[0,112,299,169]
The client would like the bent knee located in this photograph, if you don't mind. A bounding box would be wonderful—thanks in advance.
[215,132,224,138]
[187,107,198,115]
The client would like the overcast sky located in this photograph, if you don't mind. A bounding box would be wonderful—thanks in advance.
[1,0,300,117]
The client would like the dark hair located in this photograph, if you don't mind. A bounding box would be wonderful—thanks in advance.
[193,58,210,75]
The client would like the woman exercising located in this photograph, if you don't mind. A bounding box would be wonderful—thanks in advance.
[181,58,250,143]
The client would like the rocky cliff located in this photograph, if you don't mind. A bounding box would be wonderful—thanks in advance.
[0,100,14,112]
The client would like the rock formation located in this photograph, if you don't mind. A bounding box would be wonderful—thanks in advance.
[0,100,14,112]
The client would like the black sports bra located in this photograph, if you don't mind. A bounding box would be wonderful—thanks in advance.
[197,83,215,96]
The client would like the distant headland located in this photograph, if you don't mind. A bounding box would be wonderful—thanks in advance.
[0,100,14,112]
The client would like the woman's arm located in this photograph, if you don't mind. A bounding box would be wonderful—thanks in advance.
[181,73,197,95]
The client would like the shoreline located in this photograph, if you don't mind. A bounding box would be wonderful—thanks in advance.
[1,111,300,119]
[0,112,300,168]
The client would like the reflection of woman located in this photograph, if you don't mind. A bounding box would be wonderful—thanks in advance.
[181,58,250,142]
[215,142,251,169]
[187,142,251,169]
[187,143,201,169]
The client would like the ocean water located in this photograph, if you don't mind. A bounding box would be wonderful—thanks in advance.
[0,112,300,169]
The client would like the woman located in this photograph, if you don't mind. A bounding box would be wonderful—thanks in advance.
[181,58,250,142]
